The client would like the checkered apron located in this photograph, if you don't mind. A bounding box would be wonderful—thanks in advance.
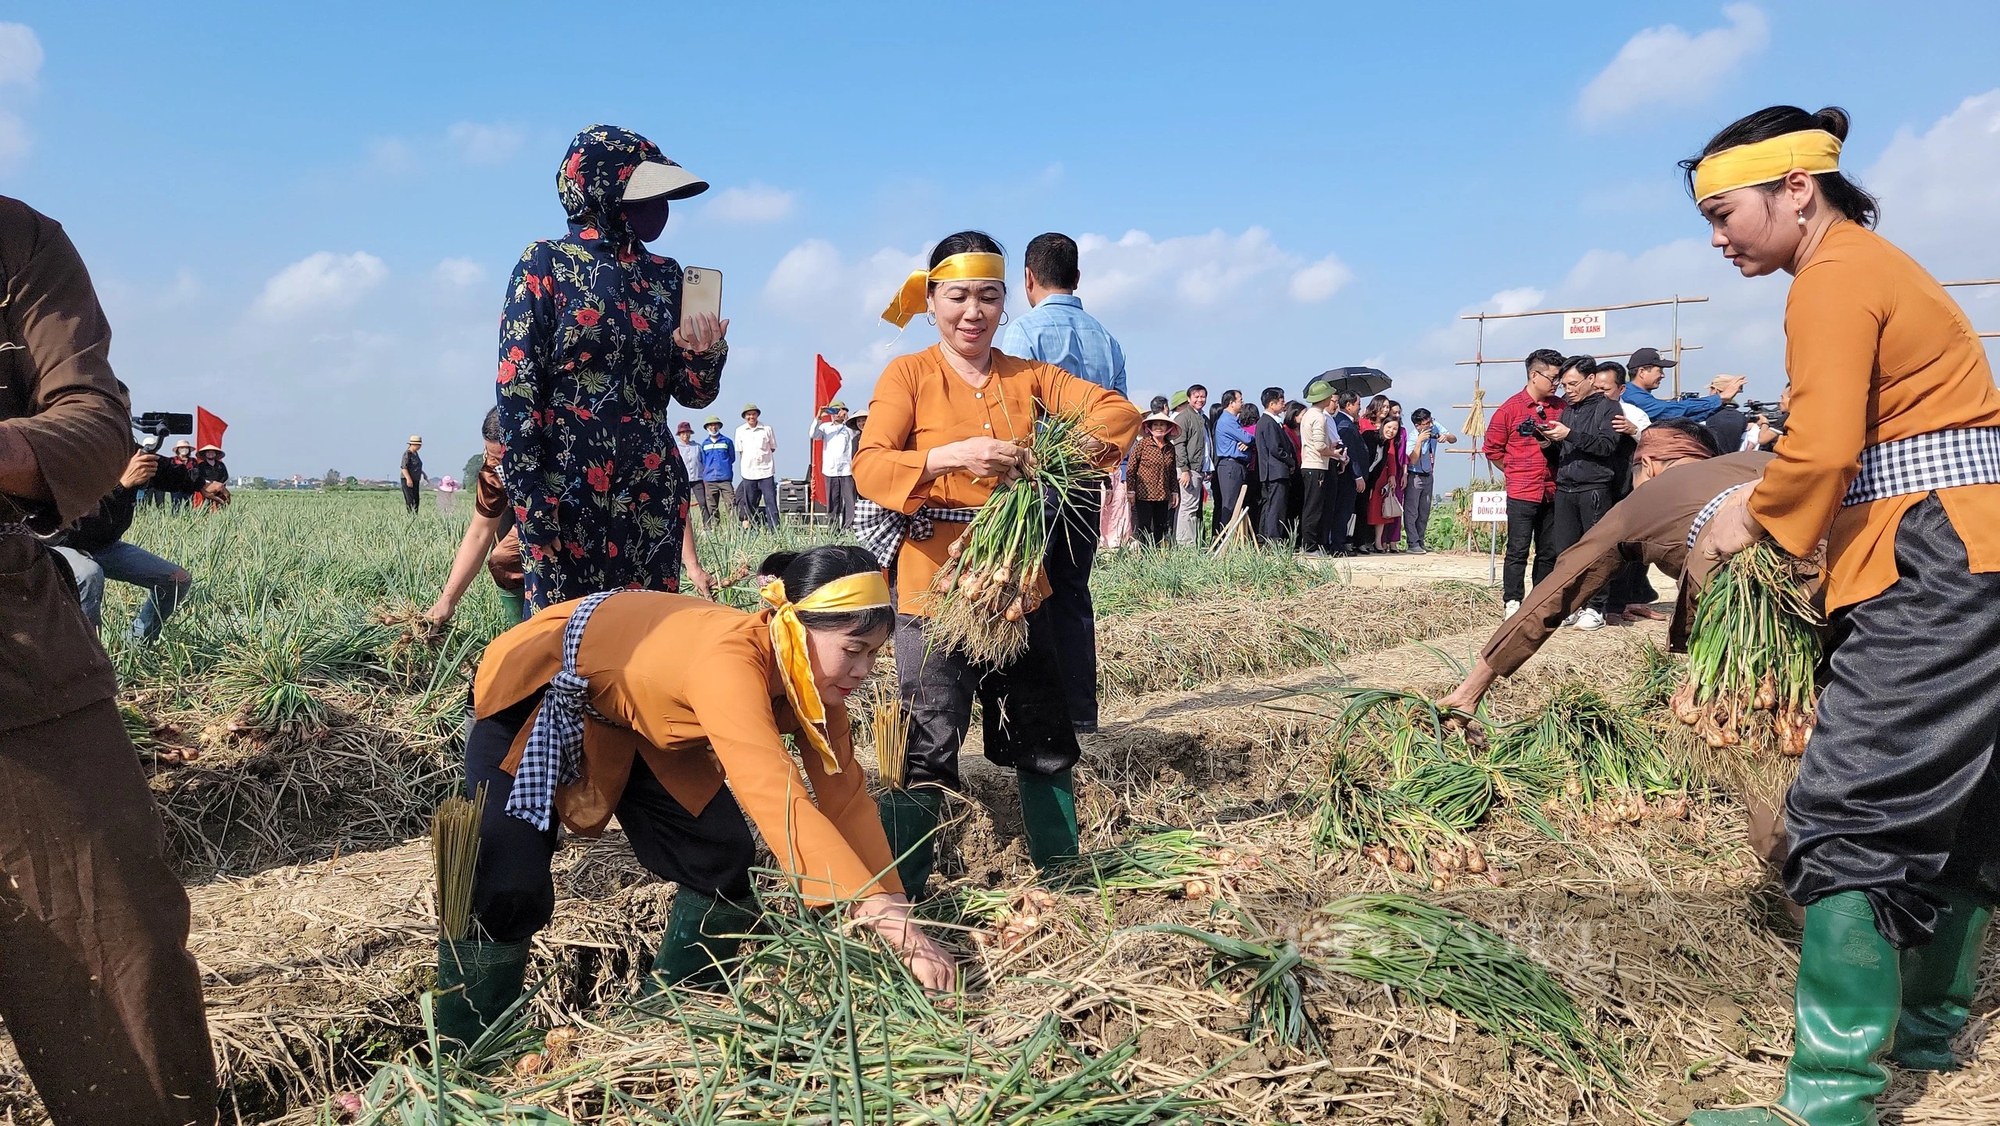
[851,499,977,570]
[1841,427,2000,506]
[503,589,617,831]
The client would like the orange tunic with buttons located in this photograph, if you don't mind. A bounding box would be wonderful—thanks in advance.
[472,592,902,904]
[1748,222,2000,613]
[851,345,1142,616]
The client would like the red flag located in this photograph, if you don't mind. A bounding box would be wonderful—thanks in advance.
[811,355,842,505]
[195,407,228,451]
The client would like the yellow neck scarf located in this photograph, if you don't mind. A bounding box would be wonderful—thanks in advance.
[1693,129,1842,203]
[761,570,894,773]
[880,251,1007,328]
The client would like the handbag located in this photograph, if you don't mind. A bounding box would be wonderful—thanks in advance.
[1381,490,1403,519]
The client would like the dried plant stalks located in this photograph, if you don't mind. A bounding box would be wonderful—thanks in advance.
[431,783,487,942]
[870,682,910,790]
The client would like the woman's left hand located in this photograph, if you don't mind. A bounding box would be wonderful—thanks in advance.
[855,894,958,992]
[674,312,730,354]
[1698,488,1765,561]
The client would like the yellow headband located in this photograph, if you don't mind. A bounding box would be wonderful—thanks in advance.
[880,252,1007,328]
[761,570,894,773]
[1693,129,1842,203]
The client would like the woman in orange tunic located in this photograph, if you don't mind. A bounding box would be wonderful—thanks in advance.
[852,231,1140,899]
[434,545,954,1047]
[1684,107,2000,1126]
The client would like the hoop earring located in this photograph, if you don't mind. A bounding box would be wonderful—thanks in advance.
[925,314,937,326]
[998,312,1010,327]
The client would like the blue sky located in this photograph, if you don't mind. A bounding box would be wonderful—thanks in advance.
[5,3,1998,486]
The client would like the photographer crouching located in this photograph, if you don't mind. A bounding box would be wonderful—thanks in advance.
[52,442,223,643]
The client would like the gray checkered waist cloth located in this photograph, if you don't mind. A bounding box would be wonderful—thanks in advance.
[852,499,978,570]
[1842,427,2000,507]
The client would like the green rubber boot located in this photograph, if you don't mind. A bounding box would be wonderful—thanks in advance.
[1891,890,1993,1072]
[1689,891,1901,1126]
[433,937,531,1050]
[879,788,945,901]
[645,889,760,993]
[1016,768,1080,871]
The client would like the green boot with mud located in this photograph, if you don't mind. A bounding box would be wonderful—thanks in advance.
[1688,890,1901,1126]
[433,937,531,1051]
[879,787,946,901]
[1890,889,1993,1072]
[645,888,761,994]
[1017,767,1080,870]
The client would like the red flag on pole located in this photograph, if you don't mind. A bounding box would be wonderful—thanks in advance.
[195,407,228,451]
[811,355,842,505]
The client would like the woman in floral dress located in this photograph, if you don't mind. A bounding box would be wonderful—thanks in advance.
[497,124,727,610]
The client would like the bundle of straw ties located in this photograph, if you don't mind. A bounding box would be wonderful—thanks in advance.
[433,785,488,942]
[1671,540,1824,764]
[927,403,1111,666]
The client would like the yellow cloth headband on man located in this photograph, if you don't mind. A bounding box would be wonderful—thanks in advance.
[1693,129,1842,203]
[761,570,893,773]
[880,252,1007,328]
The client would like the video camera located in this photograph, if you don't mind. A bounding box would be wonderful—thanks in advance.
[1744,400,1789,432]
[132,411,194,454]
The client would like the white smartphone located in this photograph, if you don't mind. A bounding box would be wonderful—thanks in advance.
[682,266,722,324]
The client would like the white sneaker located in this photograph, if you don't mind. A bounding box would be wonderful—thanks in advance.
[1504,600,1521,618]
[1573,608,1606,631]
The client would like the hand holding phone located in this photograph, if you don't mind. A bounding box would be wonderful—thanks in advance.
[676,267,728,353]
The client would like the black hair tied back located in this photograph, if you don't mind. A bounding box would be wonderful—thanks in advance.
[1680,105,1879,228]
[757,545,895,637]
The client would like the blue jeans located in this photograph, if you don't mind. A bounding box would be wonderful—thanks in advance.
[55,542,191,642]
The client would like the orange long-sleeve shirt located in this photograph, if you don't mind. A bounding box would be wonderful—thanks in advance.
[851,345,1141,615]
[472,592,902,904]
[1749,222,2000,613]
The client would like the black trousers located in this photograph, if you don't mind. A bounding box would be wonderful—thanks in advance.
[1132,498,1172,545]
[1783,495,2000,947]
[825,475,856,529]
[736,478,779,528]
[465,693,757,943]
[1299,469,1329,552]
[1258,478,1291,545]
[894,610,1080,793]
[1326,469,1358,553]
[1608,560,1657,609]
[1214,459,1250,537]
[1043,487,1101,731]
[402,483,420,513]
[1548,487,1613,611]
[1501,497,1556,603]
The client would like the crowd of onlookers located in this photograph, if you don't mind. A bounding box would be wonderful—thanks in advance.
[1486,344,1781,631]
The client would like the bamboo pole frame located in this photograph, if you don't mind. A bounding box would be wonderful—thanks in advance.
[1942,279,2000,339]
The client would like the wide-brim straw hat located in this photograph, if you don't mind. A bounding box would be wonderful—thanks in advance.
[171,440,194,452]
[198,444,223,454]
[1142,411,1181,438]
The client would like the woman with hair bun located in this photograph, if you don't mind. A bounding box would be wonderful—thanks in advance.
[435,545,954,1049]
[1684,106,2000,1126]
[853,231,1140,900]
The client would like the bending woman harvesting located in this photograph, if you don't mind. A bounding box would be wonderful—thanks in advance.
[437,546,954,1047]
[853,231,1140,899]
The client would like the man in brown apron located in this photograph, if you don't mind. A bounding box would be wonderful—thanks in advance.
[0,196,217,1124]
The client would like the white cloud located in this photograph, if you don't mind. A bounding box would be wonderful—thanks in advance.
[1488,287,1547,315]
[1865,90,2000,278]
[0,23,42,86]
[446,121,523,165]
[704,183,797,224]
[1290,254,1354,303]
[0,110,26,171]
[433,257,483,289]
[253,251,388,318]
[762,238,921,320]
[1577,4,1768,126]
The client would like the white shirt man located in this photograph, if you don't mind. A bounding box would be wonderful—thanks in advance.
[812,401,859,528]
[734,405,779,529]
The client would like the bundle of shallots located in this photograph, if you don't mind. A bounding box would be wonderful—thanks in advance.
[927,406,1109,665]
[1670,540,1823,756]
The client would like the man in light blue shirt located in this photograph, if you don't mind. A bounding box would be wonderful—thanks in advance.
[1621,346,1747,423]
[995,233,1128,732]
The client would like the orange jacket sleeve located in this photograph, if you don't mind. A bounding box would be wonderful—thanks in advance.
[1747,260,1883,558]
[664,655,896,904]
[852,358,931,515]
[798,699,903,897]
[1035,365,1143,466]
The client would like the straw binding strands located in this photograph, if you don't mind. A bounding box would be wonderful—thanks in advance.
[868,681,911,791]
[431,783,487,942]
[927,403,1110,666]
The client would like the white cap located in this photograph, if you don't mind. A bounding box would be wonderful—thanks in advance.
[623,158,709,203]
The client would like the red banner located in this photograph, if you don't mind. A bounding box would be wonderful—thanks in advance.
[195,406,228,451]
[811,355,842,505]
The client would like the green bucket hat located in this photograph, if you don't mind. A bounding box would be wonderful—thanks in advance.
[826,399,847,411]
[741,403,761,417]
[1305,379,1336,404]
[703,415,723,427]
[1169,390,1189,410]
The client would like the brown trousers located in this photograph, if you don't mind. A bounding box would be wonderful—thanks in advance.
[0,699,217,1125]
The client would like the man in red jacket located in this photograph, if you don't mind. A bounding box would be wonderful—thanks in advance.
[1483,348,1566,615]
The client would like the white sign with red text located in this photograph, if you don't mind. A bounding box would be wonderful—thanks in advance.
[1470,491,1508,523]
[1562,310,1608,340]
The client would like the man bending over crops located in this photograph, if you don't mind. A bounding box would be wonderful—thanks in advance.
[0,195,217,1125]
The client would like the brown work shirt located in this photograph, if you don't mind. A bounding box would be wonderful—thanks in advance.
[473,592,901,904]
[852,346,1140,615]
[1482,453,1774,677]
[1748,222,2000,613]
[0,196,132,733]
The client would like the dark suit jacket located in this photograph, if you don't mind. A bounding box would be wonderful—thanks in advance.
[1253,411,1297,480]
[1332,411,1368,485]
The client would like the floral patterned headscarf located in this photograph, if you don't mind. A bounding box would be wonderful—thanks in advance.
[556,124,671,249]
